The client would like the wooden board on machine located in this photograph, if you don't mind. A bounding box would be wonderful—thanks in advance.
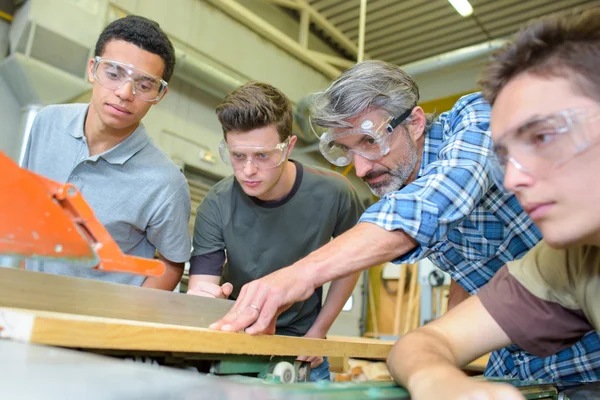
[0,307,394,359]
[0,268,394,359]
[0,268,232,328]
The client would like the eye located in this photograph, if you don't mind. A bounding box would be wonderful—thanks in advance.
[105,70,121,80]
[520,119,561,148]
[137,80,158,92]
[530,132,556,146]
[256,153,268,159]
[103,65,126,80]
[524,127,558,148]
[232,152,245,160]
[330,142,350,152]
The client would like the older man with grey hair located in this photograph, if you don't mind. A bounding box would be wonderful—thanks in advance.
[210,60,600,388]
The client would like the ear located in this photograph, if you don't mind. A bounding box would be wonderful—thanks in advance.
[87,58,96,83]
[408,106,426,142]
[287,135,298,156]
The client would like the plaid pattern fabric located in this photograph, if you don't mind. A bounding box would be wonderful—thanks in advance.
[485,331,600,387]
[360,93,600,384]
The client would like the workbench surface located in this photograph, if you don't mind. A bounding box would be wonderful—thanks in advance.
[0,340,410,400]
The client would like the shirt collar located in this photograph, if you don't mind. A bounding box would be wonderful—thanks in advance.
[69,104,149,165]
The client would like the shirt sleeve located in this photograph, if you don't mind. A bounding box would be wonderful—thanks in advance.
[190,188,226,265]
[359,94,494,263]
[478,264,593,357]
[21,111,43,169]
[146,179,192,263]
[189,250,226,276]
[333,180,366,237]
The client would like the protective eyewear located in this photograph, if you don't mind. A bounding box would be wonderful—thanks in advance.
[219,138,291,170]
[490,108,600,191]
[311,108,413,167]
[92,57,168,102]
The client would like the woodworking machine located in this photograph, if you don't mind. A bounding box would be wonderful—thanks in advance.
[0,151,559,399]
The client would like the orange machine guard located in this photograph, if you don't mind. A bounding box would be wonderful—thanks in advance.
[0,152,164,277]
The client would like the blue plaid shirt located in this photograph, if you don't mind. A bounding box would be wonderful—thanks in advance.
[360,93,600,386]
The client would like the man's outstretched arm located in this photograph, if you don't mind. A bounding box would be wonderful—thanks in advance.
[209,222,417,334]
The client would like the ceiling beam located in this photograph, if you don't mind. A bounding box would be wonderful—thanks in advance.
[295,0,366,59]
[205,0,341,79]
[263,0,304,10]
[309,50,356,69]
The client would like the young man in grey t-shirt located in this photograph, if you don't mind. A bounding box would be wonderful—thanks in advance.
[22,16,191,289]
[187,82,364,381]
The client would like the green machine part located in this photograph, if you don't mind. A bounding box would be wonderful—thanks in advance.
[220,376,557,400]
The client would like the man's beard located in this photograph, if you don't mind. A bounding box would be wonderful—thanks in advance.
[363,147,419,197]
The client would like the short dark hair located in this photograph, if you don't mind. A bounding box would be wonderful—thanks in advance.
[95,15,176,82]
[216,82,293,142]
[480,8,600,105]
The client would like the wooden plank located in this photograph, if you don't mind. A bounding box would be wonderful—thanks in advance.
[463,353,491,373]
[0,308,394,359]
[0,268,232,328]
[392,264,408,335]
[403,264,418,334]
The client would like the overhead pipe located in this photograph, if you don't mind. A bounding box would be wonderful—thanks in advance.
[400,39,507,77]
[173,48,244,98]
[357,0,367,63]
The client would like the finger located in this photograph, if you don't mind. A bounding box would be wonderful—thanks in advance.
[231,281,262,311]
[221,282,233,299]
[244,294,282,335]
[262,319,277,335]
[494,385,524,400]
[203,285,224,298]
[222,287,268,333]
[296,355,309,362]
[209,284,251,330]
[310,357,323,369]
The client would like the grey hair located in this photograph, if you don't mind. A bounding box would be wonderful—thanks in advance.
[310,60,437,132]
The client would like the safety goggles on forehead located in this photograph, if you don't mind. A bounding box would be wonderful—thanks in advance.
[92,57,168,102]
[489,107,600,192]
[219,137,291,170]
[311,107,413,167]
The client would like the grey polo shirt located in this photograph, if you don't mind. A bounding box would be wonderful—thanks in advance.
[23,104,191,286]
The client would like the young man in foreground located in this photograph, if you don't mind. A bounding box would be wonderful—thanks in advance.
[387,9,600,400]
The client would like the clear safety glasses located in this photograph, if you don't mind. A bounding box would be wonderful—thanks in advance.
[489,108,600,191]
[219,138,291,170]
[311,108,413,167]
[92,57,168,102]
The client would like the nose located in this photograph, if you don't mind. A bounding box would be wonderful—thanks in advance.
[352,153,373,178]
[242,158,258,176]
[503,157,535,193]
[115,79,135,101]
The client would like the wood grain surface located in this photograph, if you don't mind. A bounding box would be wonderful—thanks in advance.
[0,307,393,359]
[0,268,394,359]
[0,268,232,328]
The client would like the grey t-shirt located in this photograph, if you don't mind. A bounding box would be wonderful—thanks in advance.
[23,104,191,286]
[190,160,364,336]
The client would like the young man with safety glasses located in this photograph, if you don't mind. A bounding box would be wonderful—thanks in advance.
[186,81,364,381]
[22,16,191,289]
[387,9,600,400]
